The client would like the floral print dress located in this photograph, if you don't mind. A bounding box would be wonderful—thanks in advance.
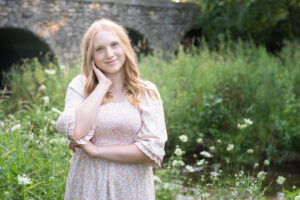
[56,75,168,200]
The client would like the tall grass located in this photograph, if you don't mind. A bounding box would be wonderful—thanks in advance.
[1,40,300,199]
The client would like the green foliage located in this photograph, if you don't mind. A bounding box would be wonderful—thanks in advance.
[0,40,299,199]
[190,0,300,51]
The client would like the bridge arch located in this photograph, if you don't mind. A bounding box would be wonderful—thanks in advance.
[126,27,152,57]
[181,27,202,50]
[0,27,55,86]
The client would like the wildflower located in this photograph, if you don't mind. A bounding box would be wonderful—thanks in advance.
[38,84,46,91]
[179,135,188,142]
[162,183,170,190]
[209,146,215,152]
[177,160,185,166]
[227,144,234,151]
[185,165,195,173]
[244,118,253,125]
[197,138,203,144]
[200,151,212,158]
[42,96,49,104]
[254,163,259,169]
[51,107,62,114]
[11,124,21,132]
[49,176,55,182]
[153,175,161,183]
[174,147,183,156]
[295,194,300,200]
[217,139,222,143]
[45,69,56,75]
[4,191,9,196]
[202,192,210,198]
[210,171,218,177]
[196,159,205,166]
[17,174,32,185]
[257,171,267,180]
[60,65,66,70]
[237,123,247,129]
[276,176,286,185]
[264,160,270,166]
[247,149,254,154]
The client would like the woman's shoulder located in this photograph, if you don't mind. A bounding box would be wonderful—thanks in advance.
[69,74,86,88]
[68,74,87,96]
[141,80,158,92]
[140,80,162,103]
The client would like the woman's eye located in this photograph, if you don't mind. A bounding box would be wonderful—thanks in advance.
[96,47,103,51]
[112,42,119,47]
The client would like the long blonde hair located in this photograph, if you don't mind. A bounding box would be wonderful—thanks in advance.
[80,18,158,106]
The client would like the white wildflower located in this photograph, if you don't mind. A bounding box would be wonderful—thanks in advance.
[38,84,46,91]
[264,160,270,166]
[51,107,62,114]
[210,171,218,177]
[11,124,21,132]
[244,118,253,125]
[254,163,259,169]
[247,149,254,154]
[237,123,247,129]
[45,69,56,75]
[153,175,161,183]
[276,176,286,185]
[227,144,234,151]
[196,159,205,166]
[202,192,210,198]
[4,191,9,196]
[185,165,195,173]
[209,146,215,152]
[217,139,222,143]
[197,138,203,144]
[49,176,55,182]
[200,151,212,158]
[42,96,49,104]
[172,160,178,167]
[60,65,66,70]
[257,171,267,179]
[179,135,188,142]
[295,194,300,200]
[177,160,185,166]
[17,174,32,185]
[174,147,183,156]
[162,183,170,190]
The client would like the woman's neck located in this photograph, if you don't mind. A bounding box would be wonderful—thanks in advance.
[104,68,125,92]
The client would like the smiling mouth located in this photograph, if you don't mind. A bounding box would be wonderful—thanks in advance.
[105,59,118,64]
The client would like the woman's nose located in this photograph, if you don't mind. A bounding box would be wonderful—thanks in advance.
[106,47,114,58]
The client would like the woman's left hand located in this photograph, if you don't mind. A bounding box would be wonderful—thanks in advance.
[77,141,98,158]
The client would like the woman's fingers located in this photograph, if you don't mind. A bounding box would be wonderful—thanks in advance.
[69,142,78,153]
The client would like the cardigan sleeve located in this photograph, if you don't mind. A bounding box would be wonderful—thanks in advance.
[56,75,95,144]
[134,81,168,167]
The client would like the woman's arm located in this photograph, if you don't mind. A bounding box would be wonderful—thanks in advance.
[73,63,111,141]
[73,83,109,140]
[76,141,155,165]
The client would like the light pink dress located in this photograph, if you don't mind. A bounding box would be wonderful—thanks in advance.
[56,75,167,200]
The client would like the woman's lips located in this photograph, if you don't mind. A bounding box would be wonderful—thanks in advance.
[105,59,118,64]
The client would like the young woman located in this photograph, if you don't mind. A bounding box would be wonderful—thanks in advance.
[56,18,167,200]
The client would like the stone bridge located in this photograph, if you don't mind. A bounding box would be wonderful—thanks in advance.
[0,0,199,70]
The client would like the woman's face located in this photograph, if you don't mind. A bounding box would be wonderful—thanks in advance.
[92,29,126,74]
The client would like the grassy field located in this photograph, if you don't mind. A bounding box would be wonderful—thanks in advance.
[1,41,300,199]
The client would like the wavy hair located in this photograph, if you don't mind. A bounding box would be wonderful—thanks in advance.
[80,18,158,107]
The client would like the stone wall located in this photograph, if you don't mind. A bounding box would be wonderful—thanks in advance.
[0,0,199,63]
